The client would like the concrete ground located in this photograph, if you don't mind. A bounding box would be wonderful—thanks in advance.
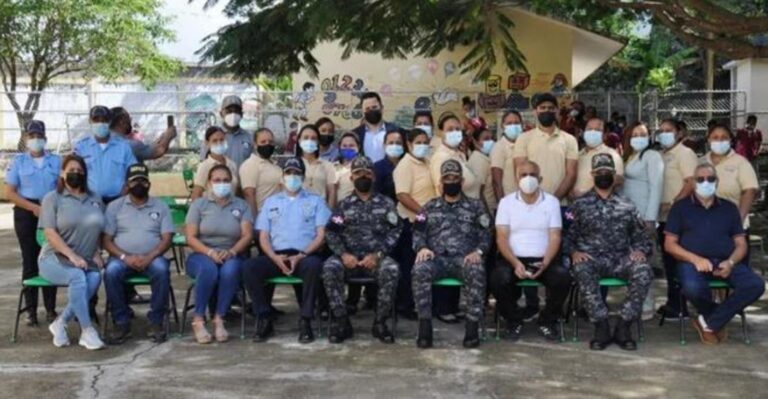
[1,203,768,398]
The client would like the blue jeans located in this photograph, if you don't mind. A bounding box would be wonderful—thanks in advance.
[39,254,101,328]
[678,262,765,331]
[186,253,242,317]
[104,257,170,326]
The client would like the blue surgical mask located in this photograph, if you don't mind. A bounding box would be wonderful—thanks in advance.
[412,144,430,159]
[695,181,717,198]
[657,132,677,148]
[710,140,731,155]
[416,125,433,137]
[283,175,303,192]
[503,124,522,140]
[91,123,110,138]
[583,130,603,148]
[445,130,463,148]
[300,139,318,153]
[385,144,404,158]
[211,182,232,198]
[210,142,228,156]
[630,136,649,152]
[480,140,494,155]
[340,148,358,161]
[27,138,46,153]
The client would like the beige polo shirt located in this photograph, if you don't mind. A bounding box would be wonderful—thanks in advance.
[490,136,517,195]
[512,127,579,195]
[703,150,758,227]
[302,157,337,200]
[239,154,282,211]
[194,156,240,191]
[393,153,437,221]
[429,143,481,199]
[468,150,497,212]
[660,143,697,221]
[574,144,625,195]
[335,162,354,201]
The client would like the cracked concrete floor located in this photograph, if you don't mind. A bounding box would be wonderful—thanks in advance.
[1,223,768,398]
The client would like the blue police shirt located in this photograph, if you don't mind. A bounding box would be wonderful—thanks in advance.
[256,189,331,252]
[4,152,61,200]
[74,136,137,199]
[665,195,745,260]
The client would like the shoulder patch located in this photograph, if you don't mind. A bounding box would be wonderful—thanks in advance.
[415,212,427,223]
[387,211,398,226]
[331,215,345,225]
[479,214,490,228]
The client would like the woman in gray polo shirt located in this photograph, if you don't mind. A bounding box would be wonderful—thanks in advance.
[185,164,253,344]
[38,154,106,350]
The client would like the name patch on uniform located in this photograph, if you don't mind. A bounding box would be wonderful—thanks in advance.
[232,209,242,218]
[149,212,160,220]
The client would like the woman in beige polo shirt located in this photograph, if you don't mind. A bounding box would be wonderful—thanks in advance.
[296,124,337,207]
[191,126,240,201]
[430,114,480,198]
[333,132,362,201]
[468,128,497,213]
[239,128,282,215]
[490,110,524,202]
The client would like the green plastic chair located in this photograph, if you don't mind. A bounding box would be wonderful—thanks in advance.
[180,276,247,339]
[102,273,179,339]
[168,207,188,274]
[12,276,63,343]
[493,279,568,342]
[36,229,46,246]
[257,275,325,338]
[571,278,644,343]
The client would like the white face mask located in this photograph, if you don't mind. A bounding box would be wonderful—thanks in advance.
[519,175,539,194]
[224,113,242,127]
[210,142,228,156]
[445,130,463,148]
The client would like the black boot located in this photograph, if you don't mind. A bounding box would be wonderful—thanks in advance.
[372,318,394,344]
[613,319,637,351]
[417,319,433,349]
[463,321,480,348]
[252,316,274,343]
[329,317,353,344]
[298,317,314,344]
[108,322,132,345]
[590,320,612,351]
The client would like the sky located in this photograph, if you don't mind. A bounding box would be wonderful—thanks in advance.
[158,0,233,63]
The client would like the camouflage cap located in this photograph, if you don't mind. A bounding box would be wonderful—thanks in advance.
[591,153,615,172]
[440,159,463,177]
[350,155,373,173]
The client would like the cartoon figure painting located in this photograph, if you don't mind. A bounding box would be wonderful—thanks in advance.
[293,82,316,121]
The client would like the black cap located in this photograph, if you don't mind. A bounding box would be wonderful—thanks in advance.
[126,164,150,182]
[89,105,112,121]
[282,157,306,174]
[533,92,558,108]
[25,120,46,135]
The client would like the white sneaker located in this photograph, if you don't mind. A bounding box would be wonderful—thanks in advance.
[78,326,106,350]
[48,317,70,348]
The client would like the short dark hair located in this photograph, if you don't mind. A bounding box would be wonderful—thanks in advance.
[208,164,232,181]
[205,126,226,142]
[408,128,428,142]
[708,123,735,141]
[747,114,758,124]
[437,113,461,131]
[360,92,382,106]
[501,110,522,123]
[412,110,434,126]
[109,107,129,129]
[314,117,335,131]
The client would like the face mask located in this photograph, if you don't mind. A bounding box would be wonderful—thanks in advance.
[65,172,85,189]
[443,181,462,197]
[519,175,539,194]
[412,144,430,159]
[710,140,731,155]
[364,109,383,125]
[299,139,318,153]
[695,181,717,198]
[594,174,614,190]
[256,144,275,159]
[353,177,373,193]
[583,130,603,148]
[630,136,649,152]
[27,138,46,153]
[129,184,149,199]
[212,182,232,198]
[210,142,228,156]
[416,125,433,137]
[504,124,522,140]
[537,112,557,127]
[319,134,335,147]
[657,132,677,148]
[385,144,404,158]
[480,140,494,155]
[283,175,303,192]
[91,123,110,139]
[340,148,358,161]
[445,130,463,148]
[224,113,242,127]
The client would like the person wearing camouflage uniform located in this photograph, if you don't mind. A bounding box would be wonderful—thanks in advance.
[411,159,491,349]
[322,156,403,344]
[565,153,653,351]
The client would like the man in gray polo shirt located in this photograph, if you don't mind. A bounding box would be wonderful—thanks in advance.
[199,95,253,168]
[102,164,174,343]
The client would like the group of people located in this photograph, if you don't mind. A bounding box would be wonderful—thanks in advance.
[6,90,765,351]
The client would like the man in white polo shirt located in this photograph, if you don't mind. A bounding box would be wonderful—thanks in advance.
[490,160,572,342]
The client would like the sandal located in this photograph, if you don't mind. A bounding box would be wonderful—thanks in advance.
[191,319,212,344]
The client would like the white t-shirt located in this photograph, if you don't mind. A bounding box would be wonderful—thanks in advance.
[495,190,562,258]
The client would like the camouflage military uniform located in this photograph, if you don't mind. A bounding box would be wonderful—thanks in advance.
[322,192,403,320]
[564,190,653,323]
[411,195,491,322]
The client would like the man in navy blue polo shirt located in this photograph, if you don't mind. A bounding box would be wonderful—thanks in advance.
[664,163,765,345]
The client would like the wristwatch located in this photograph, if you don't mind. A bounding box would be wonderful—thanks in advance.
[119,253,126,261]
[476,248,484,256]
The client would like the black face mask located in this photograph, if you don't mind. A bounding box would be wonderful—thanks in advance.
[353,177,373,193]
[129,184,149,199]
[256,144,275,159]
[594,174,614,190]
[538,112,557,127]
[65,172,85,189]
[443,181,462,197]
[318,134,335,147]
[364,109,383,125]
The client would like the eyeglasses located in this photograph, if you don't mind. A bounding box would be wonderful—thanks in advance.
[695,176,717,183]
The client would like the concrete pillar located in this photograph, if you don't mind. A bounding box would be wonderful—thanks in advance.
[724,58,768,132]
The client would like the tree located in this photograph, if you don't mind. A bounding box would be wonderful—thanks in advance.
[0,0,182,144]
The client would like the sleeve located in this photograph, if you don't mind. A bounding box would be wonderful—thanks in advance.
[381,200,403,254]
[412,207,429,252]
[255,201,271,232]
[679,148,697,179]
[562,203,581,255]
[738,158,759,190]
[729,204,746,237]
[193,163,208,188]
[393,162,412,195]
[131,140,154,161]
[495,197,509,226]
[512,133,529,159]
[613,151,625,176]
[185,199,202,227]
[239,160,257,189]
[565,135,579,160]
[490,144,504,169]
[475,203,492,254]
[103,202,119,236]
[664,201,683,237]
[159,203,175,235]
[429,153,444,193]
[124,145,138,166]
[325,203,347,255]
[548,197,563,229]
[38,192,57,229]
[325,161,338,185]
[645,151,665,221]
[5,156,20,186]
[315,197,331,227]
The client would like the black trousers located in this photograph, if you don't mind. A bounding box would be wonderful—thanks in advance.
[14,204,57,315]
[242,250,323,319]
[394,219,415,312]
[490,257,572,324]
[657,223,687,313]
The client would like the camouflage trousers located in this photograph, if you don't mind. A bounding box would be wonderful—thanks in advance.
[322,255,400,320]
[412,256,486,322]
[571,254,653,323]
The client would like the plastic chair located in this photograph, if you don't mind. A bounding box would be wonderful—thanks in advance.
[253,276,325,338]
[102,274,179,339]
[182,169,195,202]
[493,279,568,342]
[570,278,644,343]
[432,278,487,340]
[11,276,67,343]
[180,276,247,339]
[168,206,188,274]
